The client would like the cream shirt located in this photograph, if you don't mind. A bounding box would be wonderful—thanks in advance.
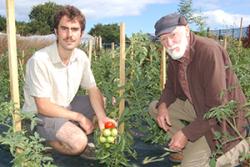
[22,42,96,113]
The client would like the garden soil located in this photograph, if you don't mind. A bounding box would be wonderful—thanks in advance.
[0,127,179,167]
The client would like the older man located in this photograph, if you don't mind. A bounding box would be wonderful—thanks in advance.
[149,13,249,166]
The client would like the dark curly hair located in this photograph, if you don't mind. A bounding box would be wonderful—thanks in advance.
[54,5,85,32]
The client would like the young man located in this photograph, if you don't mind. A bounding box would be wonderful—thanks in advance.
[149,13,249,166]
[22,5,116,159]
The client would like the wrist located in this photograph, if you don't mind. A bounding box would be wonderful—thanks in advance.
[95,110,106,120]
[74,112,84,122]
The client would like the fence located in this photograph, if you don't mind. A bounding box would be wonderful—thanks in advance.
[208,26,250,39]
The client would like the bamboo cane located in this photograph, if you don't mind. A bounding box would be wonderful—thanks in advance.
[111,42,115,59]
[88,39,93,64]
[239,17,243,47]
[160,46,166,90]
[119,23,126,133]
[6,0,21,132]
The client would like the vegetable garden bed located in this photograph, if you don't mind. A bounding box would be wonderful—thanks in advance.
[0,126,178,167]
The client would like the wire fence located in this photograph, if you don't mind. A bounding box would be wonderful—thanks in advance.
[208,26,250,39]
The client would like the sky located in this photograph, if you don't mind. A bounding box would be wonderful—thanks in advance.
[1,0,250,37]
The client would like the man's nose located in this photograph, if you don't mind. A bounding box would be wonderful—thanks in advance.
[67,29,73,36]
[163,37,174,48]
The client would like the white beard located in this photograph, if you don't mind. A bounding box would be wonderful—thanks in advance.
[166,30,188,60]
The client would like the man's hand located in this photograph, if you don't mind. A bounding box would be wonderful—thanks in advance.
[98,116,117,130]
[77,114,94,135]
[168,130,188,151]
[156,103,172,132]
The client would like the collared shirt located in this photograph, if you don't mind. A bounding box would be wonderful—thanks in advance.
[22,42,96,113]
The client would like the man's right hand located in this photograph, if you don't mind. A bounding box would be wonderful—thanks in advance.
[77,114,94,135]
[156,103,172,132]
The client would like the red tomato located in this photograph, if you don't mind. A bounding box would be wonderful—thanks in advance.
[105,121,116,129]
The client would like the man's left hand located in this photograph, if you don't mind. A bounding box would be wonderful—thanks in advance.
[98,117,117,130]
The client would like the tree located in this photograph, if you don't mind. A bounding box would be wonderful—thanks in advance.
[28,2,62,35]
[16,21,28,35]
[177,0,207,36]
[0,15,27,35]
[89,23,121,45]
[0,15,6,32]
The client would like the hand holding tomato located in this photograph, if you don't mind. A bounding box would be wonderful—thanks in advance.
[99,121,119,148]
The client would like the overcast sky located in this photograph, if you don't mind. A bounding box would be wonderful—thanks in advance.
[1,0,250,36]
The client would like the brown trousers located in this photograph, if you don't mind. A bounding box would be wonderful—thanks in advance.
[149,98,249,167]
[149,99,211,167]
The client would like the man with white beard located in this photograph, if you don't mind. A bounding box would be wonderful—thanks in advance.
[149,13,249,167]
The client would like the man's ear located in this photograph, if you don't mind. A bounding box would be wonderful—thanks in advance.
[81,31,84,37]
[54,29,57,35]
[185,25,190,36]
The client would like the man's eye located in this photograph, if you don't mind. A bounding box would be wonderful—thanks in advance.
[61,27,68,30]
[72,28,79,31]
[170,33,176,38]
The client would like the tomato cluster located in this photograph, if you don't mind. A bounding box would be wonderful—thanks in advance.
[99,121,118,148]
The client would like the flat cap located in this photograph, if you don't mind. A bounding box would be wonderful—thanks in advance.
[154,13,187,37]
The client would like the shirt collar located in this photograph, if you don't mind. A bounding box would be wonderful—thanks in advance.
[49,42,79,65]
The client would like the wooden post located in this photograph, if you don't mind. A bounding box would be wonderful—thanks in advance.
[239,17,243,47]
[223,37,227,50]
[99,36,102,50]
[111,42,115,58]
[6,0,21,132]
[160,46,166,90]
[95,36,99,51]
[88,39,93,64]
[119,23,125,133]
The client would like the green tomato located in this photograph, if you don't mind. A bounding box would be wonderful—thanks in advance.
[106,136,115,143]
[105,143,110,148]
[111,128,118,137]
[103,128,111,137]
[99,136,106,143]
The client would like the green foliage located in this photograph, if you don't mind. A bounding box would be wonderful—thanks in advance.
[204,100,237,122]
[0,51,25,105]
[0,2,61,35]
[91,33,170,155]
[177,0,207,35]
[228,43,250,99]
[89,23,129,45]
[204,100,250,165]
[0,102,56,167]
[0,15,6,32]
[28,2,62,35]
[0,54,11,103]
[16,21,29,36]
[178,0,193,21]
[124,33,169,145]
[0,49,56,166]
[142,114,170,145]
[94,108,137,167]
[26,21,52,35]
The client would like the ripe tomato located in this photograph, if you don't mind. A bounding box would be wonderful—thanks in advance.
[105,121,116,129]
